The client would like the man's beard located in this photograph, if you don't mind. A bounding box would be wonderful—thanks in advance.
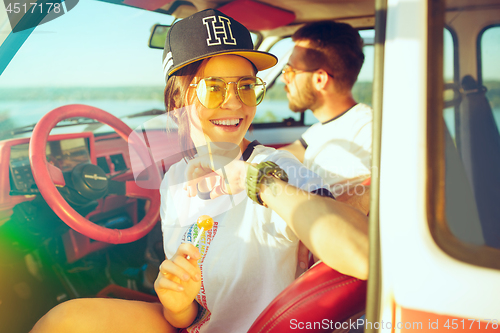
[287,80,317,113]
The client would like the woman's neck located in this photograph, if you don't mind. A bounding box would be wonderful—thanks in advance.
[239,138,251,154]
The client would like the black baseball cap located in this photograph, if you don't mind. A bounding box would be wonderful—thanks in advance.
[162,9,278,81]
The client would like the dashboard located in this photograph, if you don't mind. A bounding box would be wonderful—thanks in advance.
[9,137,91,194]
[0,131,126,261]
[0,128,177,260]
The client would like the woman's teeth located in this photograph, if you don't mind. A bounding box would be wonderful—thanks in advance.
[211,119,241,126]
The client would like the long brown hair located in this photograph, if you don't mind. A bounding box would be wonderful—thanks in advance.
[164,60,207,160]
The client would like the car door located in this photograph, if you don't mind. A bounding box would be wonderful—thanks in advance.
[365,0,500,331]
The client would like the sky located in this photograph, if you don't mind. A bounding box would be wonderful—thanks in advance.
[0,0,498,88]
[0,0,172,87]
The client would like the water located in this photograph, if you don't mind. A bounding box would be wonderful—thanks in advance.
[255,99,301,123]
[0,99,303,138]
[1,99,499,140]
[0,100,167,139]
[0,100,165,128]
[0,99,299,127]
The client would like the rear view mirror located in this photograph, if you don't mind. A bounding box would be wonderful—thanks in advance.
[149,24,170,49]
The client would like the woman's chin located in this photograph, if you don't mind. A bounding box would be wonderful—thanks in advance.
[209,123,251,145]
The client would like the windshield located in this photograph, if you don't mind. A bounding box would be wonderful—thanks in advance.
[0,1,173,140]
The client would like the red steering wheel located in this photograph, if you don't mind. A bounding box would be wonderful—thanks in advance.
[29,104,161,244]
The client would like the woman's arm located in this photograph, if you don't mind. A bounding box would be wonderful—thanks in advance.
[161,301,199,329]
[154,243,202,328]
[259,177,369,280]
[183,155,369,279]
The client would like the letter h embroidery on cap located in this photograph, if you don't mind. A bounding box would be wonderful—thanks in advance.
[202,16,237,46]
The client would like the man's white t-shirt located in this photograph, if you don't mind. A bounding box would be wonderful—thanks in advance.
[301,103,372,196]
[160,143,329,333]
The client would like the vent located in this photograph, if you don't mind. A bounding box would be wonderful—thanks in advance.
[97,156,110,174]
[110,154,127,172]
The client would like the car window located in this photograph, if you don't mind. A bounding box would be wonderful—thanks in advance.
[347,29,374,125]
[254,37,298,124]
[443,28,457,140]
[481,26,500,130]
[0,1,171,139]
[250,32,260,47]
[253,30,375,126]
[441,22,500,252]
[426,0,500,271]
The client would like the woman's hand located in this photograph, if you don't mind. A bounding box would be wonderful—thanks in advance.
[184,154,248,199]
[154,243,201,315]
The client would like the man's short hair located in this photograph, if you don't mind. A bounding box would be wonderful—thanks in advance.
[292,21,365,93]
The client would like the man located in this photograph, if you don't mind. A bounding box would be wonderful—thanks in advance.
[280,21,372,201]
[280,21,372,273]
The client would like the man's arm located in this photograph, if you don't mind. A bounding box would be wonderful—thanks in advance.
[296,185,370,270]
[335,186,371,216]
[259,177,369,280]
[279,139,306,162]
[182,156,368,279]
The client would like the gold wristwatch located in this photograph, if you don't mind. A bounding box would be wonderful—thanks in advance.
[246,161,288,206]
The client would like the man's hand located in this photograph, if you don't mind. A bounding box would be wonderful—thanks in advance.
[279,139,306,162]
[297,241,310,270]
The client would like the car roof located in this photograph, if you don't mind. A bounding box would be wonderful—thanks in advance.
[97,0,376,30]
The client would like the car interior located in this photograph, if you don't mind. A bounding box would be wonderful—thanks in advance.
[0,0,499,331]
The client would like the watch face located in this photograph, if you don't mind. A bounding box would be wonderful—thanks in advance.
[273,169,289,182]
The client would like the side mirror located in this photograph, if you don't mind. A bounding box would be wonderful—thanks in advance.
[149,24,170,49]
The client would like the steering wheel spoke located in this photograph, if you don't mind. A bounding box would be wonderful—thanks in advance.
[106,179,159,200]
[124,180,159,200]
[47,162,66,187]
[107,179,126,196]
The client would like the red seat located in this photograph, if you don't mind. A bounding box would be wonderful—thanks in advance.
[97,263,366,332]
[248,262,367,333]
[361,177,371,186]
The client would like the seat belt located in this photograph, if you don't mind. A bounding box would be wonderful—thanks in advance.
[457,75,500,248]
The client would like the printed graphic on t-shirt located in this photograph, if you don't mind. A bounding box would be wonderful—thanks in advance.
[182,222,219,332]
[187,307,209,333]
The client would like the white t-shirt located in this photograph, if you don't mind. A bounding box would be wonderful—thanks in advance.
[301,103,372,196]
[160,144,329,333]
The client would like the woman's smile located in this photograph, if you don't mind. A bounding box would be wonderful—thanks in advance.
[209,117,243,131]
[190,55,257,150]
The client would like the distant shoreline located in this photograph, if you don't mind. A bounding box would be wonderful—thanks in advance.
[0,81,499,109]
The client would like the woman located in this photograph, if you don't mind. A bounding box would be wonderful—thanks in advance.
[156,8,368,332]
[32,9,368,333]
